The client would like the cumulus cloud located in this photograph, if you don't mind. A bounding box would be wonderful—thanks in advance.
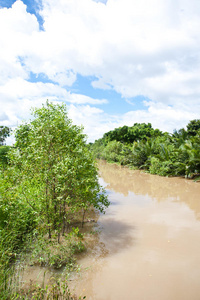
[0,77,107,133]
[121,101,199,133]
[67,100,199,142]
[0,1,39,82]
[67,104,119,142]
[0,0,200,142]
[35,0,200,103]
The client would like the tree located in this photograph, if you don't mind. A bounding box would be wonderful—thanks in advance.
[101,140,124,162]
[102,123,163,144]
[15,124,30,150]
[0,146,11,169]
[131,137,159,168]
[0,126,11,145]
[187,119,200,136]
[172,128,188,147]
[179,136,200,177]
[14,101,109,241]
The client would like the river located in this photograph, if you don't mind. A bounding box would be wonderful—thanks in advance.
[71,160,200,300]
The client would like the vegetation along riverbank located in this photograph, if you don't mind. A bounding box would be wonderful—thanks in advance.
[0,102,199,298]
[90,120,200,180]
[0,101,109,299]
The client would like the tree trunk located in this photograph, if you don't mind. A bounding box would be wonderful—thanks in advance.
[82,209,86,228]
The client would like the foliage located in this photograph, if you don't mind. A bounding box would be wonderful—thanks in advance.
[30,228,85,269]
[0,101,109,298]
[187,119,200,137]
[13,101,109,240]
[0,126,11,146]
[131,137,159,168]
[91,120,200,179]
[102,123,163,144]
[101,140,124,163]
[0,146,11,169]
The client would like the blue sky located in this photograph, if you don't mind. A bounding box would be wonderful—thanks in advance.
[1,0,44,28]
[0,0,200,142]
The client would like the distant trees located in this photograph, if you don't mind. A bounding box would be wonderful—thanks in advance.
[103,123,163,144]
[91,120,200,179]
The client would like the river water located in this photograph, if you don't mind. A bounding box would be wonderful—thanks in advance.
[71,160,200,300]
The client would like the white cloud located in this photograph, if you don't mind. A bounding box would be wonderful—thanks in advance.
[69,94,108,104]
[0,1,39,83]
[0,77,107,105]
[68,101,198,142]
[67,104,118,142]
[122,101,199,133]
[0,0,200,142]
[0,77,107,135]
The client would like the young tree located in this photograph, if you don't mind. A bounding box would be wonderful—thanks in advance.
[14,101,109,241]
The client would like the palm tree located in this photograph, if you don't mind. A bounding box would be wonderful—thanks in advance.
[132,138,158,169]
[179,136,200,177]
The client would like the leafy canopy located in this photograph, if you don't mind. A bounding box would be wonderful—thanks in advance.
[0,126,11,146]
[14,101,109,239]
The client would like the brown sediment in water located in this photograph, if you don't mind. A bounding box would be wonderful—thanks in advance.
[69,160,200,300]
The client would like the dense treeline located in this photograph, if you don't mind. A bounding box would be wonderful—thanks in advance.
[91,120,200,179]
[0,102,109,298]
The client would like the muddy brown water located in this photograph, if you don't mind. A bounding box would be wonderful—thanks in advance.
[70,160,200,300]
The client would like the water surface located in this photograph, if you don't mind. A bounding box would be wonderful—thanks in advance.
[72,160,200,300]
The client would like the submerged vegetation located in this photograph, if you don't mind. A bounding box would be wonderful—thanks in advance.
[91,120,200,179]
[0,101,109,299]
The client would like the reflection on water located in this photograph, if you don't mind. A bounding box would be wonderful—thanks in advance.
[98,218,136,254]
[71,160,200,300]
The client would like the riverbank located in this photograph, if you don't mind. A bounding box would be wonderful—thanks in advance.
[98,158,200,182]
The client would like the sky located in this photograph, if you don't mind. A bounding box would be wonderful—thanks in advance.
[0,0,200,143]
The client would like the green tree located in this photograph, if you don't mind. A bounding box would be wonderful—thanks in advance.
[91,119,200,178]
[102,123,163,144]
[179,136,200,177]
[15,123,30,150]
[0,101,110,297]
[131,137,160,169]
[172,128,188,147]
[14,101,109,241]
[101,140,123,163]
[0,126,11,146]
[0,146,11,169]
[187,119,200,136]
